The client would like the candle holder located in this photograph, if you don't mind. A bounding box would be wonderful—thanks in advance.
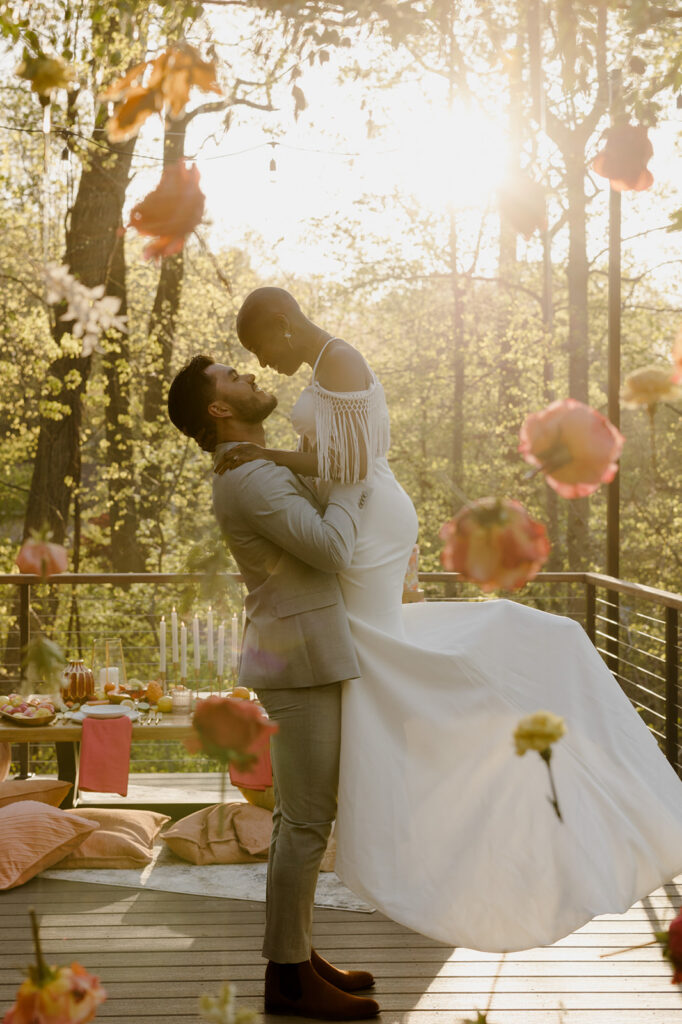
[207,661,215,695]
[159,670,167,694]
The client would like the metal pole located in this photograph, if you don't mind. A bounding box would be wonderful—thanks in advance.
[17,583,31,779]
[665,607,679,773]
[606,184,621,677]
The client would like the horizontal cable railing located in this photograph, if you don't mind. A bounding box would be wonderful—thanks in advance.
[1,570,680,779]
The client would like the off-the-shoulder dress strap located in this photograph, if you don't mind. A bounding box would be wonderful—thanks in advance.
[311,337,342,381]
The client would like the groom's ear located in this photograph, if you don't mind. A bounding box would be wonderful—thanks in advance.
[207,400,233,420]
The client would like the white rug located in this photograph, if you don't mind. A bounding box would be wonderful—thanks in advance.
[43,843,375,913]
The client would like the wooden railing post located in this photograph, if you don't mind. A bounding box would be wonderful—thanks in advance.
[665,607,679,772]
[584,581,596,645]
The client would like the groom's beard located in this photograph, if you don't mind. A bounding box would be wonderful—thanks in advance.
[229,391,278,423]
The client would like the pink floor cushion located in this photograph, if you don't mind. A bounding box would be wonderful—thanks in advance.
[0,801,98,890]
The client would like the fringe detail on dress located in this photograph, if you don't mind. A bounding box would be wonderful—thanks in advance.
[313,382,391,483]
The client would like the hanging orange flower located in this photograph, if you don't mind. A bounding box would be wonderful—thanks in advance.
[16,536,68,579]
[3,910,106,1024]
[127,160,205,261]
[519,398,624,499]
[498,172,547,238]
[592,124,654,192]
[102,44,222,142]
[439,497,550,593]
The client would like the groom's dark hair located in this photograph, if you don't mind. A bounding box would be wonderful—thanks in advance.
[167,355,217,452]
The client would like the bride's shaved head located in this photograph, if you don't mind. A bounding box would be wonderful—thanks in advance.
[236,287,303,345]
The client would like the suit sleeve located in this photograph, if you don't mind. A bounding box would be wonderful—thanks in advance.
[235,461,368,573]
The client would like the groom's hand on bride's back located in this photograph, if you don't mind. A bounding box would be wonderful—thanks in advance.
[214,443,269,474]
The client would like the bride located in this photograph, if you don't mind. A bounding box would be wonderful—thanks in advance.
[218,286,682,953]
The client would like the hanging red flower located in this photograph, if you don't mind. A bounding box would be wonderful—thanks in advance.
[592,124,654,192]
[439,497,550,593]
[127,161,205,261]
[498,172,547,238]
[519,398,624,499]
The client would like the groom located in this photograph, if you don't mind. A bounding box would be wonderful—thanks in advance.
[167,356,380,1020]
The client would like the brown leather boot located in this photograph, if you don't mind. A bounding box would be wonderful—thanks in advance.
[264,959,380,1019]
[311,948,375,992]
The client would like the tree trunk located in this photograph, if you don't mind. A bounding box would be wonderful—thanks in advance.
[24,122,136,544]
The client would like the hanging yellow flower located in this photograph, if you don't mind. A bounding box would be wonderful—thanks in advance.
[621,366,681,408]
[16,54,75,97]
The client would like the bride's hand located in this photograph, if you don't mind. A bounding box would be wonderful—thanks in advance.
[214,443,270,475]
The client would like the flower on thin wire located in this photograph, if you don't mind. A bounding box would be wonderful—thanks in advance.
[659,910,682,984]
[102,44,222,142]
[2,909,106,1024]
[497,172,547,239]
[592,123,654,192]
[439,497,550,593]
[621,366,681,408]
[127,160,205,261]
[519,398,624,499]
[16,53,75,97]
[198,981,260,1024]
[601,907,682,984]
[44,263,127,356]
[514,711,566,822]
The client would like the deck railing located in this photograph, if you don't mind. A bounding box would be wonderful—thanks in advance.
[1,571,680,778]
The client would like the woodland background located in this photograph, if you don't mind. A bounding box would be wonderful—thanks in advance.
[0,0,681,612]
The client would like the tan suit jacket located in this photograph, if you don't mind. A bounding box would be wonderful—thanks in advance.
[212,443,369,689]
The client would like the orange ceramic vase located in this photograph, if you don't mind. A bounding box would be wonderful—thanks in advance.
[60,659,95,703]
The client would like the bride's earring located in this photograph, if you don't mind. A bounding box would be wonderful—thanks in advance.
[283,331,293,348]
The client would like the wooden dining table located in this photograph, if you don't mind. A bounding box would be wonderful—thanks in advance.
[0,712,196,808]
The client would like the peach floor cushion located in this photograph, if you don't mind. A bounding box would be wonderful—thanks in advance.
[56,808,171,868]
[0,801,98,890]
[163,802,272,865]
[0,778,72,809]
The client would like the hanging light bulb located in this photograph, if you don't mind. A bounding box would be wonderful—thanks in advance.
[268,139,278,184]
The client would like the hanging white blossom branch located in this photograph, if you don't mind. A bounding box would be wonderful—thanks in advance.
[44,262,128,357]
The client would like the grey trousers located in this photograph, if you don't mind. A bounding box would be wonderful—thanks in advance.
[255,682,342,963]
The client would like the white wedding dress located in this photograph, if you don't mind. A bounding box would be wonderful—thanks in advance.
[291,350,682,953]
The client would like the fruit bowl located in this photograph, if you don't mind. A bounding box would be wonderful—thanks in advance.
[1,708,56,727]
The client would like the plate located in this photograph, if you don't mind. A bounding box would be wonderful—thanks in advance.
[0,708,56,727]
[73,705,139,722]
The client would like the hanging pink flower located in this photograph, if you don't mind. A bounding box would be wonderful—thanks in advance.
[16,537,68,579]
[439,497,550,593]
[127,160,205,261]
[592,124,654,192]
[519,398,624,499]
[186,695,278,769]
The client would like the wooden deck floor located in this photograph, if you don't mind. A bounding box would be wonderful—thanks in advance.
[2,875,682,1024]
